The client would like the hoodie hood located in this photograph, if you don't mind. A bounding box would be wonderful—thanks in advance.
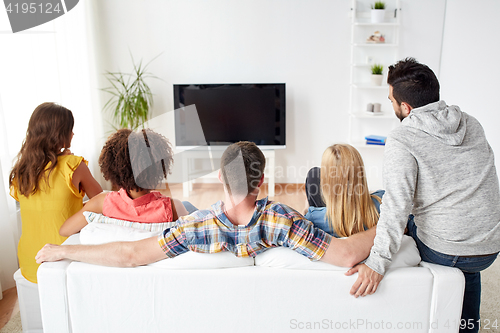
[402,100,467,146]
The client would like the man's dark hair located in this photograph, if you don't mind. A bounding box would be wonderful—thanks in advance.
[387,57,440,108]
[220,141,266,196]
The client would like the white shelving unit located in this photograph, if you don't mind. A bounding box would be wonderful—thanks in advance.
[348,0,401,149]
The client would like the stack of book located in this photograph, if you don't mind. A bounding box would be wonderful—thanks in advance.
[365,135,387,146]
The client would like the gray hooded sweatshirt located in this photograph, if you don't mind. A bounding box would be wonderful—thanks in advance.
[365,100,500,275]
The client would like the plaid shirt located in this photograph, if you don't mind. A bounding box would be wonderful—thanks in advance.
[158,197,332,261]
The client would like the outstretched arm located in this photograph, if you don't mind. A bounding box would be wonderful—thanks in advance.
[320,226,376,267]
[59,192,107,237]
[36,236,166,267]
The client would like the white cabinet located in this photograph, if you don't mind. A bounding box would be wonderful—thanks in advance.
[348,0,401,148]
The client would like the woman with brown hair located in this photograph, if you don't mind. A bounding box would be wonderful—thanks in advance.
[9,102,102,283]
[59,128,189,236]
[304,144,383,238]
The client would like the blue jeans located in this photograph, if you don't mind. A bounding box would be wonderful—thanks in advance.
[305,167,325,207]
[182,201,198,214]
[407,217,498,333]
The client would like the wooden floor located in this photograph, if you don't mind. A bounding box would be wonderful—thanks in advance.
[0,287,18,330]
[165,182,308,213]
[0,183,307,330]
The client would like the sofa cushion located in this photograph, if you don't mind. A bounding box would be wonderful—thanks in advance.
[390,235,422,268]
[149,251,255,269]
[80,221,160,244]
[255,235,421,270]
[80,222,254,269]
[84,211,175,232]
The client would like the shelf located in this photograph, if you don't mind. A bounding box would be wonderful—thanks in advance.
[350,141,386,149]
[348,0,400,152]
[354,21,399,26]
[352,83,389,89]
[352,43,398,47]
[350,112,395,119]
[352,63,389,68]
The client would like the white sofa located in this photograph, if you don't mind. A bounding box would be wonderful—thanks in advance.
[37,224,465,333]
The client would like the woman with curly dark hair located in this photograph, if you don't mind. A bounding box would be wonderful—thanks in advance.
[60,129,188,236]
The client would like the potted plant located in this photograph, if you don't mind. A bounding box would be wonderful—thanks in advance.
[102,55,160,130]
[371,63,384,85]
[371,1,386,23]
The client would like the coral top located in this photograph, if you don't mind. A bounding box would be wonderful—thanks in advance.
[102,188,173,223]
[10,155,86,283]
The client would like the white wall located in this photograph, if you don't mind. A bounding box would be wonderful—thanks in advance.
[90,0,456,188]
[91,0,350,185]
[439,0,500,170]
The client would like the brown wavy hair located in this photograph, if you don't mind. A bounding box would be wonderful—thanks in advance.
[9,102,74,196]
[99,129,174,192]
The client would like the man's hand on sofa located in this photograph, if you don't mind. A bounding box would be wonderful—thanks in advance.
[345,263,384,298]
[36,244,65,263]
[36,237,167,267]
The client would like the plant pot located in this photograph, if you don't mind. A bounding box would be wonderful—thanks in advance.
[371,9,385,23]
[371,74,383,86]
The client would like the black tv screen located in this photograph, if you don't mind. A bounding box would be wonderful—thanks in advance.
[173,83,286,149]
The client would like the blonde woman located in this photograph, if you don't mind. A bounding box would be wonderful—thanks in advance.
[304,144,384,238]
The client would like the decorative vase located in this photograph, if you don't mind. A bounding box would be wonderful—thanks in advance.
[371,9,385,23]
[371,74,383,86]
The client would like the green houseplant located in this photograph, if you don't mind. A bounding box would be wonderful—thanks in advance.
[371,1,386,23]
[371,1,385,9]
[102,55,160,130]
[371,63,384,85]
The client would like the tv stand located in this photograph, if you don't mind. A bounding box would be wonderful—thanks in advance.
[181,149,275,197]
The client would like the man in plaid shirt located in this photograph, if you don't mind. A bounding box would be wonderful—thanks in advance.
[36,142,376,268]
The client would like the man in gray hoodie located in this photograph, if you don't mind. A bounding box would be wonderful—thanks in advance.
[346,58,500,333]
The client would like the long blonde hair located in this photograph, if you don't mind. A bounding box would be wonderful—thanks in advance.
[320,144,381,237]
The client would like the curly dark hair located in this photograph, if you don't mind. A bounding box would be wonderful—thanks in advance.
[99,129,174,192]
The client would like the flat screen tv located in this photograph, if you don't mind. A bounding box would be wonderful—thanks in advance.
[173,83,285,149]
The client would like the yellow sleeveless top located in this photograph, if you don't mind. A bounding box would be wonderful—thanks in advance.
[10,155,87,283]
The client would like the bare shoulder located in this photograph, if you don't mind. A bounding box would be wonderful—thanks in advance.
[85,192,107,211]
[73,158,89,172]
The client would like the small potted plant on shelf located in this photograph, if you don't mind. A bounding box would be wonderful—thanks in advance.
[371,63,384,86]
[371,1,386,23]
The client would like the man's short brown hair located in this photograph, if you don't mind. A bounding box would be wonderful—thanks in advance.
[220,141,266,196]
